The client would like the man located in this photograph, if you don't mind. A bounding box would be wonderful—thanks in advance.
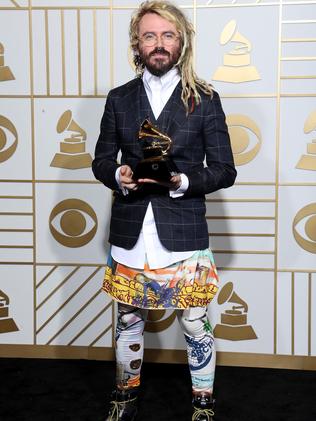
[92,1,236,420]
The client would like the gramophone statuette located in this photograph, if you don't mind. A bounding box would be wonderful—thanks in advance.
[132,119,179,181]
[0,289,19,334]
[213,281,257,341]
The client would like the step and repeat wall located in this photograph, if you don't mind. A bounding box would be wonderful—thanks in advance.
[0,0,315,369]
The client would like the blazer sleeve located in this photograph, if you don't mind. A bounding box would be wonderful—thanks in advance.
[92,92,120,191]
[184,91,237,197]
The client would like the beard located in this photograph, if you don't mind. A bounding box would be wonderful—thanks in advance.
[138,46,181,77]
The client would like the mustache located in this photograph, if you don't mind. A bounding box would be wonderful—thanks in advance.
[149,47,170,57]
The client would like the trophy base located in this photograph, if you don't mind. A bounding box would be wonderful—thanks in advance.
[133,158,179,182]
[212,66,260,83]
[0,66,15,81]
[0,318,19,333]
[50,153,92,169]
[296,154,316,171]
[0,307,9,317]
[214,324,257,341]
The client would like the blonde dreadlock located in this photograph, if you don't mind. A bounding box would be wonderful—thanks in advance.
[129,0,213,113]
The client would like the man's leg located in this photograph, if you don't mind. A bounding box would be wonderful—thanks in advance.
[107,303,148,421]
[115,303,148,389]
[178,307,216,421]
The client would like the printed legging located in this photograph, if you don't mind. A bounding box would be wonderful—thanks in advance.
[115,303,216,393]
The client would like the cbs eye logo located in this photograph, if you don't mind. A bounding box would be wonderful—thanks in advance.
[49,198,98,248]
[292,203,316,254]
[145,310,177,333]
[0,115,18,163]
[226,114,262,166]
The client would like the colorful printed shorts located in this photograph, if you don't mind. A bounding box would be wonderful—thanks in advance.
[102,249,219,309]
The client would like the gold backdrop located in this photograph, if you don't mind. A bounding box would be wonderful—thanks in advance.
[0,0,316,370]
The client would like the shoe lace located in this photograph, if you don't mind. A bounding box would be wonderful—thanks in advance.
[108,396,137,421]
[192,405,215,420]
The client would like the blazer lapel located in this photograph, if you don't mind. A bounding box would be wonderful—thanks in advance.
[135,82,142,127]
[163,82,185,137]
[124,78,143,134]
[139,83,157,124]
[132,79,185,137]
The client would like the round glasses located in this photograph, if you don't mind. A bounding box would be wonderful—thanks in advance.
[139,32,179,47]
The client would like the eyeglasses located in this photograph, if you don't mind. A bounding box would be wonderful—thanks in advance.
[139,32,179,47]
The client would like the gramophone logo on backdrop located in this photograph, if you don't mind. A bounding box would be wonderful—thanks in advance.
[212,20,260,83]
[293,203,316,254]
[214,282,257,341]
[226,114,262,165]
[0,43,15,82]
[0,115,18,163]
[296,110,316,171]
[145,310,177,333]
[49,198,98,247]
[0,290,19,334]
[50,110,92,170]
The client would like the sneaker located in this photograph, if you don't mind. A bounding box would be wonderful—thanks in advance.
[192,391,215,421]
[106,388,138,421]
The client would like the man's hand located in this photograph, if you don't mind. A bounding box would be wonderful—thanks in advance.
[137,174,181,190]
[119,165,138,191]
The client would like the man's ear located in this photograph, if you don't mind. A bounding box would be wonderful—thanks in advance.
[133,53,143,68]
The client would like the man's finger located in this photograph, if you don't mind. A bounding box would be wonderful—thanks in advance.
[122,182,138,190]
[121,175,134,183]
[137,178,159,184]
[121,166,133,179]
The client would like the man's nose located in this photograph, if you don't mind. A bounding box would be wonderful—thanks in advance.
[156,35,163,47]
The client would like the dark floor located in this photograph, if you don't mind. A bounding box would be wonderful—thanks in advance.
[0,358,315,420]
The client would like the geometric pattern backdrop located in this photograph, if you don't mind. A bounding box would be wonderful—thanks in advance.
[0,0,315,369]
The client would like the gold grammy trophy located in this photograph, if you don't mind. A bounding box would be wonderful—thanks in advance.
[0,43,15,82]
[133,119,179,181]
[212,20,260,83]
[50,110,92,170]
[296,110,316,171]
[0,290,19,334]
[214,282,257,341]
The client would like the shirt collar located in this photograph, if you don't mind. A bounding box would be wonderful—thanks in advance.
[143,67,180,92]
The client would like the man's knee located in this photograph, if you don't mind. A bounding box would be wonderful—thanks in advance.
[117,305,147,335]
[179,308,210,338]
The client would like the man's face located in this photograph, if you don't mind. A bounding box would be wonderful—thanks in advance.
[137,13,181,77]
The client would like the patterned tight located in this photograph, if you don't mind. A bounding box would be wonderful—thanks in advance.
[115,303,216,393]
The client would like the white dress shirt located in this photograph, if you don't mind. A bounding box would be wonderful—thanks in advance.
[111,68,195,269]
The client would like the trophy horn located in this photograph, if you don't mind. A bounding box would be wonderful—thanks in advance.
[139,119,172,155]
[57,110,87,141]
[220,20,251,52]
[133,119,179,181]
[217,282,248,313]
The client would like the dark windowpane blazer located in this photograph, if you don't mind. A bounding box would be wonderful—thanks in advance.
[92,77,237,251]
